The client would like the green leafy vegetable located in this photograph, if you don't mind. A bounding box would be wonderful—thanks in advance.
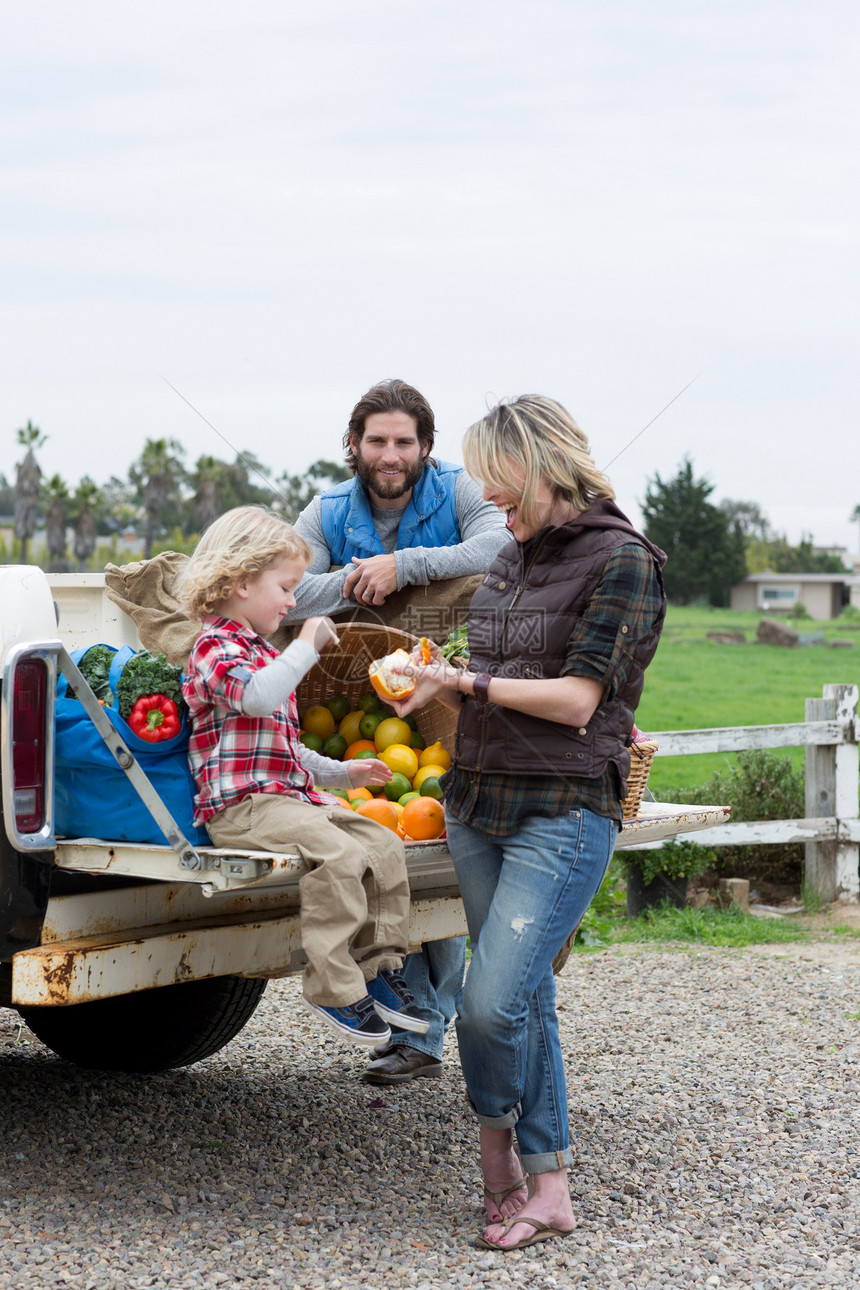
[440,623,469,662]
[116,650,186,720]
[67,644,115,704]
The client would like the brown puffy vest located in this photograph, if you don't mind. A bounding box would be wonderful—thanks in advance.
[455,500,666,793]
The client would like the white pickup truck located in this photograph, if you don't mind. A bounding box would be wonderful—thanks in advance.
[0,565,729,1074]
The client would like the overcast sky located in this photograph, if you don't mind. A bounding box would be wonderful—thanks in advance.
[2,1,858,550]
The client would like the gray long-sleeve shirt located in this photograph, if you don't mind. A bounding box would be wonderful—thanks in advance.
[286,469,508,621]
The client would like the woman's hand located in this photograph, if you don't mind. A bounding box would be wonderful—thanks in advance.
[347,757,393,788]
[387,654,460,716]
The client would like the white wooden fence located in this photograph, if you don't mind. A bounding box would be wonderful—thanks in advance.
[648,683,860,904]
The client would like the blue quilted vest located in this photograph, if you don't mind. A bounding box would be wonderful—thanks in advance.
[319,460,463,562]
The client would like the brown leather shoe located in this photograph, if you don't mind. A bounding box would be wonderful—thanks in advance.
[362,1044,444,1084]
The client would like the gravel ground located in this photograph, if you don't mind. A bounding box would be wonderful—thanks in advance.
[2,937,859,1289]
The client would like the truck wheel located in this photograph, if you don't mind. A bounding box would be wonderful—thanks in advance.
[19,975,268,1073]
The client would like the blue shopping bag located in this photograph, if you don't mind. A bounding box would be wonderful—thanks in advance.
[54,644,209,847]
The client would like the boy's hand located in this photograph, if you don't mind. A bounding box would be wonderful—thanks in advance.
[347,758,393,788]
[298,616,340,653]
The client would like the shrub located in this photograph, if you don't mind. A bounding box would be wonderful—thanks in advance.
[664,749,804,885]
[624,837,717,883]
[787,601,811,620]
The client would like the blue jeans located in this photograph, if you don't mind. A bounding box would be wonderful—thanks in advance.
[388,938,467,1060]
[447,808,618,1175]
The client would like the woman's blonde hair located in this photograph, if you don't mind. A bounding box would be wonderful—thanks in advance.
[178,505,313,618]
[462,395,615,531]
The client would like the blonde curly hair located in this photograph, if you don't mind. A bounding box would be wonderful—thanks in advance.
[178,506,313,618]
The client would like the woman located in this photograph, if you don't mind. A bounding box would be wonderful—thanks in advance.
[391,395,666,1252]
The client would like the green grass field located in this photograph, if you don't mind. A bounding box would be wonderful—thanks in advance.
[634,606,860,795]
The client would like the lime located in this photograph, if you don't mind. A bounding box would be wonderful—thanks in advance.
[358,711,383,741]
[418,776,443,800]
[383,772,413,802]
[299,731,324,753]
[403,714,419,732]
[358,690,384,714]
[398,790,421,806]
[410,731,426,752]
[322,733,348,760]
[330,788,349,800]
[326,693,350,723]
[353,748,378,760]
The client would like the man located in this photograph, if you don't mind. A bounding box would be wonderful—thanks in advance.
[288,378,508,1084]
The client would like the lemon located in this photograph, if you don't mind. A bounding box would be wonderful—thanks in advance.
[412,763,447,793]
[374,716,413,752]
[302,705,335,739]
[380,743,420,779]
[419,741,451,771]
[338,709,366,745]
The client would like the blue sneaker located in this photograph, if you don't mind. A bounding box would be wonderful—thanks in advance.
[368,968,430,1034]
[301,993,391,1047]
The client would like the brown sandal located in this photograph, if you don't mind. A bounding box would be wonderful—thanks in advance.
[482,1175,529,1219]
[476,1215,575,1251]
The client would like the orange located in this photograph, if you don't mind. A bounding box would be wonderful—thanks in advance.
[379,742,419,780]
[412,763,447,793]
[400,797,446,841]
[346,787,373,803]
[368,649,416,702]
[374,716,413,752]
[354,798,400,831]
[301,705,335,739]
[337,709,366,745]
[335,797,354,811]
[343,739,379,760]
[419,741,451,772]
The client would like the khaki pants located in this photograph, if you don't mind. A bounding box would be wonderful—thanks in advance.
[206,793,410,1007]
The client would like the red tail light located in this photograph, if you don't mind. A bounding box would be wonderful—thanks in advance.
[12,658,48,834]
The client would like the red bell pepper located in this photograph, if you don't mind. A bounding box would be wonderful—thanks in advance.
[129,695,181,743]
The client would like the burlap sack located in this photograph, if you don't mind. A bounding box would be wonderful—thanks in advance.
[104,551,481,670]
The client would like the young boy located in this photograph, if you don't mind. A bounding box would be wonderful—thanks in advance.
[178,505,428,1048]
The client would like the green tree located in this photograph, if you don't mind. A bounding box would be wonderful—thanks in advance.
[187,452,274,534]
[14,420,46,564]
[718,498,771,541]
[850,504,860,553]
[746,535,847,575]
[72,480,102,571]
[641,457,747,606]
[43,474,70,571]
[274,458,352,522]
[129,438,188,559]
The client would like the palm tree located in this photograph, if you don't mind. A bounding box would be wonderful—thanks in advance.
[44,474,70,571]
[72,479,101,572]
[14,420,46,564]
[191,454,227,533]
[130,438,187,559]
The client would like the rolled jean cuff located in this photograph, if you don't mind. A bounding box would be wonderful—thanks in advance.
[521,1147,575,1175]
[469,1098,521,1132]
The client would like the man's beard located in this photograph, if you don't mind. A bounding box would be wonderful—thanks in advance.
[354,450,425,501]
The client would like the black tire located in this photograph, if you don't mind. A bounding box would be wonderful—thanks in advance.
[19,975,268,1073]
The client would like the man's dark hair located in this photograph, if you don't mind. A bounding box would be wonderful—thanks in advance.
[343,379,436,470]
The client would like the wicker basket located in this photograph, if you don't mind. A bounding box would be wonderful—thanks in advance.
[295,622,459,751]
[621,739,659,821]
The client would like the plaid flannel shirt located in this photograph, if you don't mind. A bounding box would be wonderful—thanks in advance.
[183,616,325,825]
[444,543,664,835]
